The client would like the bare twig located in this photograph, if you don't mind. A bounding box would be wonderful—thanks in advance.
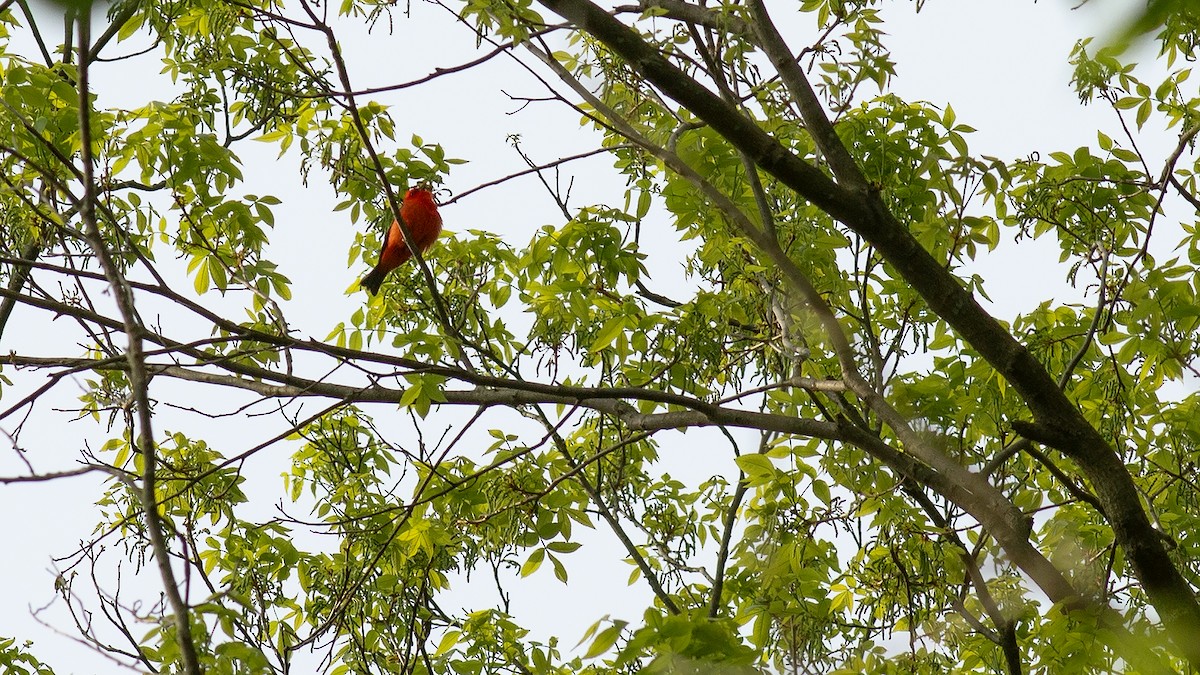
[445,145,627,205]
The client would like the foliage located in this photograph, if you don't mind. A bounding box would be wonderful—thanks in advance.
[1,0,1199,674]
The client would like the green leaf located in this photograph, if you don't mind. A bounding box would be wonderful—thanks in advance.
[550,553,568,583]
[583,622,625,659]
[193,259,211,294]
[812,479,831,504]
[433,630,462,657]
[1136,99,1152,128]
[520,548,545,577]
[636,190,651,219]
[589,316,626,353]
[734,454,774,480]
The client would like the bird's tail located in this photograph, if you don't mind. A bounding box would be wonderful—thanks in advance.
[359,267,386,295]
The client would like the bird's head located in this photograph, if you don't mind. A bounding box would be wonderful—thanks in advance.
[406,182,436,200]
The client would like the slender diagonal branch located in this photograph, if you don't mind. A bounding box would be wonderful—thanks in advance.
[708,432,761,618]
[74,12,201,675]
[298,0,468,368]
[744,0,866,187]
[0,239,41,344]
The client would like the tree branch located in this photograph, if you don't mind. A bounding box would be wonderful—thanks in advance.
[616,0,754,40]
[4,353,843,440]
[0,239,41,345]
[74,13,201,675]
[744,0,866,187]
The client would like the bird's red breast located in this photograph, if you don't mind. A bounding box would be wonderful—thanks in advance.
[360,187,443,295]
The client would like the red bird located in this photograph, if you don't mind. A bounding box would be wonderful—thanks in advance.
[360,186,443,295]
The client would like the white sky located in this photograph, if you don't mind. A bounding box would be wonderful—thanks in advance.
[1,0,1190,672]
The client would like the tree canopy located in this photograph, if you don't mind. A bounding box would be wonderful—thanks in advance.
[2,0,1200,673]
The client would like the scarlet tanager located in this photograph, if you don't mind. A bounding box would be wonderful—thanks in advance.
[360,186,443,295]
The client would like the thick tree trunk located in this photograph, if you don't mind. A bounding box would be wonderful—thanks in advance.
[533,0,1200,665]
